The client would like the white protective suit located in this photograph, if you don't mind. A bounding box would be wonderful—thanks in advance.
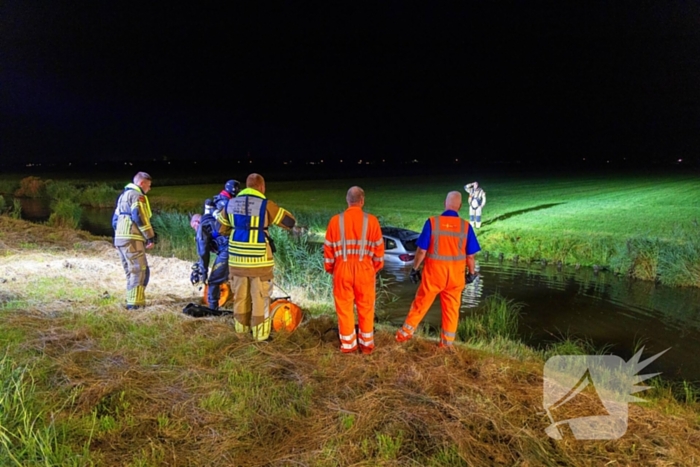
[464,182,486,229]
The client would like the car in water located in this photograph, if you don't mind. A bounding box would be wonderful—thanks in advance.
[381,227,420,267]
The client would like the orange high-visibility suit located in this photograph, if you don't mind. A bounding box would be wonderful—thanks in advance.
[397,214,479,347]
[324,207,384,353]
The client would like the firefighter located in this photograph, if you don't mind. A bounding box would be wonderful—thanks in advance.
[396,191,480,348]
[112,172,155,310]
[464,181,486,229]
[190,213,229,310]
[217,173,296,341]
[323,186,384,354]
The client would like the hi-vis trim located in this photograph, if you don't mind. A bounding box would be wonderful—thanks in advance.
[336,212,370,262]
[249,215,261,243]
[332,248,381,259]
[325,239,383,248]
[126,286,146,306]
[426,216,469,261]
[252,319,272,341]
[358,331,374,346]
[273,208,285,224]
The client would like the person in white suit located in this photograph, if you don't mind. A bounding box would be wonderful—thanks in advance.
[464,181,486,229]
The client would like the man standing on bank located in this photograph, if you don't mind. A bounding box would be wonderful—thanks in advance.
[324,187,385,354]
[217,173,296,341]
[113,172,155,310]
[396,191,480,348]
[464,181,486,229]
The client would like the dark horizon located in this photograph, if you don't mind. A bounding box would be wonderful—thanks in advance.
[2,2,700,169]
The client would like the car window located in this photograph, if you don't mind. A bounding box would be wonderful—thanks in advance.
[402,238,418,252]
[384,238,397,250]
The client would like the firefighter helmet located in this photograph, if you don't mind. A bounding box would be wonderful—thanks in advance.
[224,179,241,197]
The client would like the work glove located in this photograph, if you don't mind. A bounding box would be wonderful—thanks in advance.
[466,271,479,284]
[409,268,422,284]
[190,263,203,285]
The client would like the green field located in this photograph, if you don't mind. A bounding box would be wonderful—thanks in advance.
[150,173,700,287]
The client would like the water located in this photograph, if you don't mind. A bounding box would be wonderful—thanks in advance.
[382,259,700,381]
[17,198,114,237]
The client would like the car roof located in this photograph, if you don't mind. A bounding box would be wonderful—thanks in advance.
[381,227,419,240]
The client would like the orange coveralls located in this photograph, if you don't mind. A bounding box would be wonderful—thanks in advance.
[397,216,472,347]
[324,206,384,353]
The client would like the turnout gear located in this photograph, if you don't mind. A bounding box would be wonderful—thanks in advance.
[113,182,154,308]
[194,213,229,309]
[409,268,422,284]
[397,212,480,348]
[464,182,486,229]
[324,206,384,354]
[218,186,296,341]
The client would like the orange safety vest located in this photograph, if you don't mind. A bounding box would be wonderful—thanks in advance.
[424,215,470,273]
[323,208,384,273]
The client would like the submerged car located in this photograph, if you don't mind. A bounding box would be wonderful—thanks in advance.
[381,227,420,266]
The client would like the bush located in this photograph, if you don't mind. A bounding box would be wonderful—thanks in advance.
[47,199,82,229]
[45,180,81,205]
[81,183,120,208]
[14,176,46,198]
[0,179,20,195]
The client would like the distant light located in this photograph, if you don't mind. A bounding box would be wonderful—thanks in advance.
[583,158,586,161]
[249,160,252,163]
[167,162,170,165]
[358,159,362,164]
[193,161,197,164]
[339,159,343,163]
[678,158,683,162]
[94,163,97,165]
[455,158,458,162]
[382,159,385,162]
[283,162,288,165]
[320,159,324,163]
[606,160,609,163]
[68,162,71,166]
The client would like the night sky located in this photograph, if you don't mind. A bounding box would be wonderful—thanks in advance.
[2,2,699,169]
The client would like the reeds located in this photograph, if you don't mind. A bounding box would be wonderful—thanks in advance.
[457,294,522,342]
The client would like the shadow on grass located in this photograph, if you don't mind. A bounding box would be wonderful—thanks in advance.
[484,203,565,225]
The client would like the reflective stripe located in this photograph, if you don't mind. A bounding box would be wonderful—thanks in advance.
[359,331,373,338]
[339,213,347,262]
[359,213,368,261]
[341,341,357,350]
[441,338,454,346]
[442,331,456,338]
[397,328,411,338]
[402,323,414,332]
[358,338,374,346]
[326,239,382,248]
[339,332,356,340]
[324,258,335,263]
[358,330,374,347]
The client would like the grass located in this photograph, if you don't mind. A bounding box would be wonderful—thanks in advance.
[0,216,699,465]
[146,173,700,287]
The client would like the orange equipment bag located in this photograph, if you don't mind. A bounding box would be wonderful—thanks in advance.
[271,298,303,332]
[201,282,233,307]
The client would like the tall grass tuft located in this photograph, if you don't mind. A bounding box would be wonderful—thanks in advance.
[0,353,93,466]
[457,294,522,342]
[81,183,120,208]
[47,199,82,229]
[270,226,333,302]
[150,211,198,261]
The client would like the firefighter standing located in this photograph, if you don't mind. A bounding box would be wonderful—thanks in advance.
[217,173,296,341]
[396,191,480,348]
[323,187,385,354]
[464,181,486,229]
[112,172,155,310]
[190,213,229,310]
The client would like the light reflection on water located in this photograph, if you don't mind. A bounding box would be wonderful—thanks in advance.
[381,259,700,380]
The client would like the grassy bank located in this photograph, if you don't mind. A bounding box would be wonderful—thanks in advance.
[147,173,700,287]
[1,216,700,465]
